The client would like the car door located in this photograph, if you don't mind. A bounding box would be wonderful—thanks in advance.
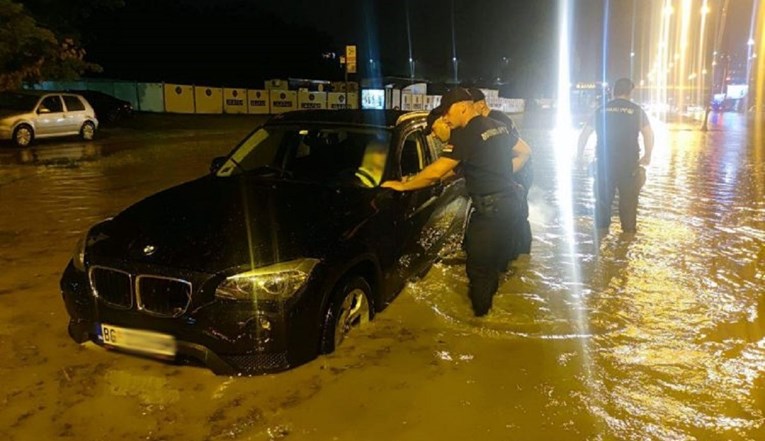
[389,127,444,285]
[62,95,88,133]
[423,131,471,257]
[35,95,67,136]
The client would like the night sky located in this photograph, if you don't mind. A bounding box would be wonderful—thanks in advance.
[66,0,755,96]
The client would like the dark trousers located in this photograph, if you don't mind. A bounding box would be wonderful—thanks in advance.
[594,167,644,232]
[464,194,522,316]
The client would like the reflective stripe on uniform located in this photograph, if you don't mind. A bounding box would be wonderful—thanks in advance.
[355,168,377,188]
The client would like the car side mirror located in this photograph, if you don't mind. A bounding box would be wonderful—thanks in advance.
[37,107,51,115]
[210,156,227,174]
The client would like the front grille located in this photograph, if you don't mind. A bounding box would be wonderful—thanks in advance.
[89,266,132,309]
[136,275,192,318]
[226,352,289,373]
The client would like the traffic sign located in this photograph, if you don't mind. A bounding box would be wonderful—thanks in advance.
[345,45,357,63]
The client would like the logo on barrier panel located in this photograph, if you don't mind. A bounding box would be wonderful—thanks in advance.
[249,90,267,108]
[273,92,293,108]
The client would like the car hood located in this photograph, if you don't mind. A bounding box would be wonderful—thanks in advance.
[90,175,379,273]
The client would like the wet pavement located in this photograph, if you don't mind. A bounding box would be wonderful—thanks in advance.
[1,112,764,440]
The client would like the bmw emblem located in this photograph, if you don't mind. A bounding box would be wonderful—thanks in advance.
[143,245,156,256]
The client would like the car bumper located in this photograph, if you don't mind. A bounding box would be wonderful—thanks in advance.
[60,262,322,375]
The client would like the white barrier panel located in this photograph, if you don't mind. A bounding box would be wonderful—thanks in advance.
[402,83,427,95]
[327,92,358,109]
[401,92,413,111]
[137,83,165,112]
[247,90,270,114]
[223,88,247,114]
[481,88,500,100]
[425,95,438,111]
[362,89,385,110]
[195,86,223,114]
[499,98,526,113]
[270,90,298,113]
[412,94,425,111]
[265,79,289,90]
[298,91,328,110]
[390,89,401,110]
[348,92,358,109]
[164,84,195,113]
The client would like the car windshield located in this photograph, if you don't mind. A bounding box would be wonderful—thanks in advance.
[0,93,38,111]
[217,125,392,187]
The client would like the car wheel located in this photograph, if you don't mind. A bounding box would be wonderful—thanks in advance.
[80,121,96,141]
[322,276,372,353]
[13,125,34,148]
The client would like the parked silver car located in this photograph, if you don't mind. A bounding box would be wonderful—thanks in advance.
[0,91,99,147]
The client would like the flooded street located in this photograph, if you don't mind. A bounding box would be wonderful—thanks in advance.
[1,112,764,440]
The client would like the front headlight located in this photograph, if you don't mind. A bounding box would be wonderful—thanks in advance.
[215,258,320,301]
[72,233,88,271]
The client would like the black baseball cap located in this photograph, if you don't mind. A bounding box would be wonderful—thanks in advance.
[433,87,473,115]
[467,87,486,102]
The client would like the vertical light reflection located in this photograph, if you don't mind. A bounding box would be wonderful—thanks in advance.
[697,0,709,107]
[404,0,415,80]
[678,0,692,112]
[747,0,760,98]
[450,0,459,83]
[555,0,590,346]
[755,0,765,195]
[644,0,716,119]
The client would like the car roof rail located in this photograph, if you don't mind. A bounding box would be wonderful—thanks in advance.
[395,111,429,126]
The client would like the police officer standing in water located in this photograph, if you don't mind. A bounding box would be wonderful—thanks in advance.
[576,78,655,234]
[382,88,532,317]
[467,87,532,254]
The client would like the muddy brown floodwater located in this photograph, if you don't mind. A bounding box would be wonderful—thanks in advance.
[0,112,764,441]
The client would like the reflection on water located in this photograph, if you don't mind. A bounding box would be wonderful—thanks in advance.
[0,114,763,440]
[16,143,105,165]
[409,112,765,439]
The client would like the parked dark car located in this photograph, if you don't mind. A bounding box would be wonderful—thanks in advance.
[68,90,133,124]
[61,110,470,374]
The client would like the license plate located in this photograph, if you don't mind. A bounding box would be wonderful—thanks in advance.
[98,323,176,358]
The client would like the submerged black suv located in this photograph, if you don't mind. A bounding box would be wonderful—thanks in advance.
[61,110,470,374]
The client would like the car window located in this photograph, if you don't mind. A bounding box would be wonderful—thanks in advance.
[426,133,446,157]
[217,125,392,187]
[400,130,430,177]
[39,96,64,114]
[63,96,86,112]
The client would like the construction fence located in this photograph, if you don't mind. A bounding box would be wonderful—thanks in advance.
[33,80,358,115]
[33,80,526,115]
